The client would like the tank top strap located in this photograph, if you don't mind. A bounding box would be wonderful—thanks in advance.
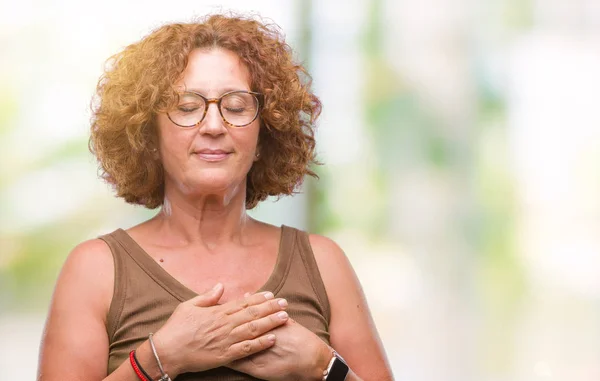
[264,225,295,295]
[97,231,129,341]
[290,228,331,324]
[279,224,296,252]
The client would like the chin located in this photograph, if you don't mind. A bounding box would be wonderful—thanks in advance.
[183,168,244,195]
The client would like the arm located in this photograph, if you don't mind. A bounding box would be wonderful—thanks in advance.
[38,239,116,380]
[38,239,289,381]
[309,234,394,381]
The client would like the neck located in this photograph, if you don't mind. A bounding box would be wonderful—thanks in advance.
[154,183,253,249]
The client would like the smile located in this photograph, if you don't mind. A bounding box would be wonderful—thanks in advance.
[193,150,232,162]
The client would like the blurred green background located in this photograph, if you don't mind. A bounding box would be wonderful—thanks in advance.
[2,0,600,380]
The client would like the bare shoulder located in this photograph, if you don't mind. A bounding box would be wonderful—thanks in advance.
[55,238,115,320]
[308,234,346,261]
[308,233,356,282]
[307,233,361,305]
[68,237,113,263]
[307,233,343,254]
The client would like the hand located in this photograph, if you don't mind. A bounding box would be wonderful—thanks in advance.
[151,284,290,377]
[227,318,333,381]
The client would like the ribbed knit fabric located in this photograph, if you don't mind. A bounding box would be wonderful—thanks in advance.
[99,225,331,380]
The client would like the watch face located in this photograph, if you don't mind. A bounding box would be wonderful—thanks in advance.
[327,357,349,380]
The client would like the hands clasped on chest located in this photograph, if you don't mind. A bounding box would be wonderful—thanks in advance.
[138,283,333,381]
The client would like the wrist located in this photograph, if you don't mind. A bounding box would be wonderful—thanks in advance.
[134,341,174,380]
[135,335,180,380]
[318,347,351,381]
[311,342,335,381]
[149,332,180,379]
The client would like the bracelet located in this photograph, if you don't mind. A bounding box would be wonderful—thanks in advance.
[133,350,153,380]
[129,350,150,381]
[148,333,172,381]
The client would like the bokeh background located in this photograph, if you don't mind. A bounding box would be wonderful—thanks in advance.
[2,0,600,380]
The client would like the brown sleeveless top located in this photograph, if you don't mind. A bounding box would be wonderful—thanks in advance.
[99,225,331,380]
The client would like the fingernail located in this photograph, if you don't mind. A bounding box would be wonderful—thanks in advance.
[277,311,288,320]
[267,334,276,342]
[263,291,274,300]
[213,283,222,291]
[278,299,288,308]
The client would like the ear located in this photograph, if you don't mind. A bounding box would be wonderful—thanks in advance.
[254,134,261,162]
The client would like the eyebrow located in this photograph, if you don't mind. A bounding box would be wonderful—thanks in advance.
[183,87,251,96]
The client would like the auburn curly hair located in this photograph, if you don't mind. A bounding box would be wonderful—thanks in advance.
[89,13,321,209]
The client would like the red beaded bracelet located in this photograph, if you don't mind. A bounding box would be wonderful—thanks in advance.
[129,350,151,381]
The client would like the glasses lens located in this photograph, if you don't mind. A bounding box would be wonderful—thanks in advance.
[169,93,206,127]
[220,92,259,126]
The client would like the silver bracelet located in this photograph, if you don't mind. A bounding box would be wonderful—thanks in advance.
[148,333,172,381]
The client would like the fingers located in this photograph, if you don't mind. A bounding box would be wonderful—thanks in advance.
[229,309,289,342]
[223,291,277,315]
[226,334,277,362]
[228,296,288,327]
[188,283,224,307]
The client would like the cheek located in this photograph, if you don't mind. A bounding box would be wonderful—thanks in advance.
[233,124,260,158]
[156,119,195,168]
[160,138,185,166]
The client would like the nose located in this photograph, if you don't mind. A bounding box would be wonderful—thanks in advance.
[198,102,226,136]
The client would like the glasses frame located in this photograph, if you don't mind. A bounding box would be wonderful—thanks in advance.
[167,90,263,128]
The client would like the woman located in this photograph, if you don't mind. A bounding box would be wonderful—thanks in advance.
[38,14,393,381]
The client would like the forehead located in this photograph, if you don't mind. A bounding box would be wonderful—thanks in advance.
[178,48,251,94]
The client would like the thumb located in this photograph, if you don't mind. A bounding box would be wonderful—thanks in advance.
[189,283,224,307]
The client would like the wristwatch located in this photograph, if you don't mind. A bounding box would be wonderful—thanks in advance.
[323,350,349,381]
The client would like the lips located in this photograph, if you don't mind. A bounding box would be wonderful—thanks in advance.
[193,149,232,162]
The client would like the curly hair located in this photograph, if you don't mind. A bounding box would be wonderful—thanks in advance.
[89,13,321,209]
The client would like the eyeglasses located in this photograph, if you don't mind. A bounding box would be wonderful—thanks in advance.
[167,90,262,128]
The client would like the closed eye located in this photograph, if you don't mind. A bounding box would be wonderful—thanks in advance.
[178,104,201,113]
[224,106,246,113]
